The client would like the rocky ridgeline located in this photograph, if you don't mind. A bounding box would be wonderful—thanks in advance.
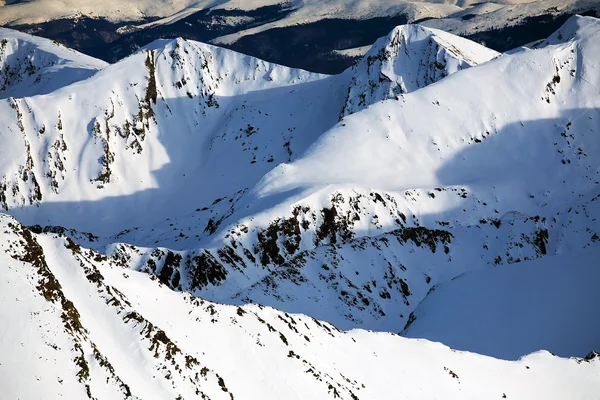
[339,24,497,118]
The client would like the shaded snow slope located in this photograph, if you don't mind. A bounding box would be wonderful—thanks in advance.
[137,15,598,331]
[0,27,107,98]
[402,248,600,360]
[1,214,599,399]
[0,35,341,235]
[248,16,600,221]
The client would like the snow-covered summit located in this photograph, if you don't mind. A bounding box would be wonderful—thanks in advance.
[0,21,489,236]
[340,23,498,117]
[255,15,600,213]
[0,27,108,98]
[537,13,600,47]
[0,33,336,235]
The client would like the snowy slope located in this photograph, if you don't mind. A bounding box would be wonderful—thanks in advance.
[0,27,107,98]
[0,22,487,236]
[402,248,600,360]
[0,24,506,334]
[340,24,498,118]
[0,16,600,399]
[246,15,600,220]
[131,14,597,331]
[2,214,599,399]
[0,17,598,335]
[0,36,340,235]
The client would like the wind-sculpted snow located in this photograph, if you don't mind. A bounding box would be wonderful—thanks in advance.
[1,16,600,399]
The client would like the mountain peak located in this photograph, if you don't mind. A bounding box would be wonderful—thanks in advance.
[538,14,600,47]
[1,17,600,399]
[0,27,107,99]
[339,23,498,118]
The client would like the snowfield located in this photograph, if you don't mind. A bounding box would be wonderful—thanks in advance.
[402,248,600,360]
[0,13,599,400]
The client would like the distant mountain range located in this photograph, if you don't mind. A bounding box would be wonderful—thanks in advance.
[1,0,599,72]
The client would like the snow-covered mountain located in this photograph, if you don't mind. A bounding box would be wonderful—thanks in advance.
[1,14,600,399]
[3,0,599,74]
[0,22,492,233]
[3,214,599,399]
[340,24,498,118]
[0,27,107,98]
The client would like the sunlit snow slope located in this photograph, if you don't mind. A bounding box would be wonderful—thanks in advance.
[0,23,493,235]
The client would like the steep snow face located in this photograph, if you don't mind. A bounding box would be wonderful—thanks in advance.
[340,24,498,118]
[538,10,600,47]
[2,215,599,400]
[402,248,600,360]
[0,28,107,98]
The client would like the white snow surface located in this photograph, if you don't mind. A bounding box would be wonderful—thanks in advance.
[0,27,107,98]
[402,248,600,360]
[1,214,599,399]
[331,45,373,58]
[0,22,493,235]
[0,15,599,399]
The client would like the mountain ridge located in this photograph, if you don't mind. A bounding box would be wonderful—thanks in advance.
[0,27,107,98]
[0,15,599,399]
[2,213,598,399]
